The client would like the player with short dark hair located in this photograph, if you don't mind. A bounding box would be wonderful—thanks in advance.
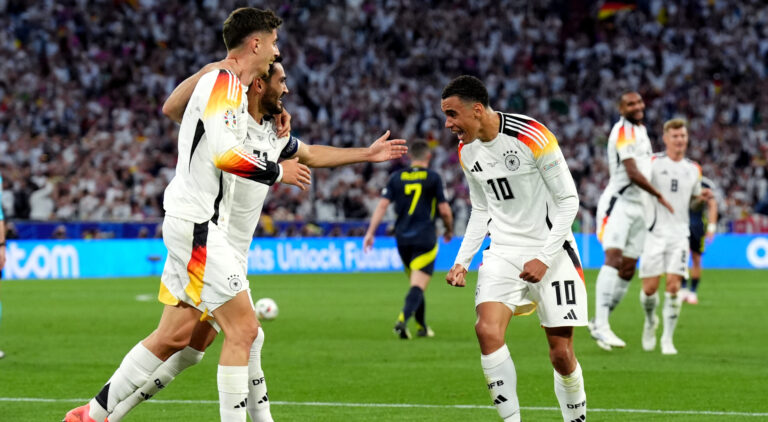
[443,75,587,422]
[105,58,406,422]
[589,91,674,351]
[682,176,718,304]
[62,8,307,422]
[364,140,453,339]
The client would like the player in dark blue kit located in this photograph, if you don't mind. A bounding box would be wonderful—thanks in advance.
[364,140,454,339]
[682,176,718,304]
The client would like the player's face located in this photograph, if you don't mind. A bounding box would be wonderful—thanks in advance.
[619,92,645,124]
[253,29,280,78]
[441,96,482,143]
[663,126,688,158]
[261,63,289,115]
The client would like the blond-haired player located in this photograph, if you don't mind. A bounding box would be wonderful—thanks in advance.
[638,119,712,355]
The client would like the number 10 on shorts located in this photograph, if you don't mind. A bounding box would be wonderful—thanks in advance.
[551,280,576,305]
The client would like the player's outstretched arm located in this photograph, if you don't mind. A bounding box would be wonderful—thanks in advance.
[294,131,407,168]
[624,157,674,213]
[446,264,468,287]
[363,198,390,252]
[438,202,454,243]
[162,61,234,123]
[706,191,719,242]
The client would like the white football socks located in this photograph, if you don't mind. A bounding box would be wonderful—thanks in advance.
[218,365,249,422]
[553,363,586,422]
[108,346,205,421]
[662,292,682,342]
[88,342,163,421]
[247,327,273,422]
[640,290,659,324]
[481,345,520,422]
[611,276,632,311]
[594,265,618,328]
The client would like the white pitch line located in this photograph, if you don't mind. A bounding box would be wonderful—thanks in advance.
[1,397,766,417]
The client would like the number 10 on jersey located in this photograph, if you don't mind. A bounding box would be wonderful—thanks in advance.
[487,177,514,200]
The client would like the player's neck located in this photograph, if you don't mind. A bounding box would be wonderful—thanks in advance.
[477,109,500,142]
[667,151,684,161]
[410,160,428,168]
[223,53,257,87]
[249,104,266,123]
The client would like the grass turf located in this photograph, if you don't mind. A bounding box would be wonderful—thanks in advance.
[0,270,766,421]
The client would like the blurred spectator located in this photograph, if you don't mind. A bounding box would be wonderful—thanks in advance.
[1,0,766,235]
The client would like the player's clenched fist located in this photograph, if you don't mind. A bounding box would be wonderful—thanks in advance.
[280,158,311,190]
[446,264,468,287]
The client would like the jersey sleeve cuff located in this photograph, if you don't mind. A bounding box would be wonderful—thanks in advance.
[275,163,283,184]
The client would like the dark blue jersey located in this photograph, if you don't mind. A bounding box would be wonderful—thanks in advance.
[382,166,447,244]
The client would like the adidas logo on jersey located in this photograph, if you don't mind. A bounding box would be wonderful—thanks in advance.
[563,309,577,320]
[470,161,483,172]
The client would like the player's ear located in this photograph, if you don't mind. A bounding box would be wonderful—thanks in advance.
[472,102,484,118]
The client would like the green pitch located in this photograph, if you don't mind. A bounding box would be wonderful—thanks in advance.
[1,270,766,421]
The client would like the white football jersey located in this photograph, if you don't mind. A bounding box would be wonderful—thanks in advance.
[224,116,299,258]
[454,112,579,268]
[605,117,653,204]
[164,70,280,224]
[647,154,702,238]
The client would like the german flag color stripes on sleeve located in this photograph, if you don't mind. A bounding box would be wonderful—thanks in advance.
[203,70,242,119]
[501,113,559,159]
[214,145,281,185]
[616,124,637,150]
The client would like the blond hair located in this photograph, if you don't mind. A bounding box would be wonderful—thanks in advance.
[663,118,687,132]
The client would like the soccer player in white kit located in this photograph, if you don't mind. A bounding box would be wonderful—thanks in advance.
[442,76,587,422]
[638,119,712,355]
[105,59,407,422]
[63,9,312,422]
[590,92,674,351]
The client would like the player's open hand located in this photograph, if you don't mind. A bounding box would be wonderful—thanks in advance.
[363,233,374,253]
[658,195,674,214]
[519,258,548,283]
[280,158,311,190]
[275,109,292,139]
[446,264,467,287]
[367,131,408,162]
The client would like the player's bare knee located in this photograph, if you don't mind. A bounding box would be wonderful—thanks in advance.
[619,266,635,281]
[603,249,622,268]
[549,344,575,374]
[226,320,260,350]
[475,320,504,351]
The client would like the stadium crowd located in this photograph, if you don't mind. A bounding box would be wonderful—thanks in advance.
[1,0,767,236]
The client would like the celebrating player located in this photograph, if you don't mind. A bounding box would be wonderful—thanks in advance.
[590,91,674,351]
[364,140,454,339]
[62,8,312,422]
[442,75,587,422]
[104,58,407,421]
[638,119,712,355]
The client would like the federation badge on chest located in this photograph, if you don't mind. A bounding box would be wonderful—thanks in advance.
[504,150,520,171]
